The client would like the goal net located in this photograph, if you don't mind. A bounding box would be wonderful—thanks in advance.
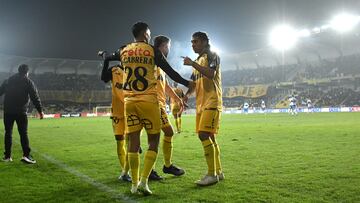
[94,106,111,116]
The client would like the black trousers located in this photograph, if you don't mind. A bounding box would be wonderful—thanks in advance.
[3,113,30,157]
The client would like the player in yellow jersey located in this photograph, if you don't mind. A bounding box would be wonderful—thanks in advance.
[99,61,131,182]
[148,35,185,179]
[170,82,185,133]
[101,22,194,195]
[182,31,224,186]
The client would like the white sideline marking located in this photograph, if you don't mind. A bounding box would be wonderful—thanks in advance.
[30,148,138,203]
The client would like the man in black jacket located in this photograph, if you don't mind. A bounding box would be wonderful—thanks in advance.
[0,64,44,164]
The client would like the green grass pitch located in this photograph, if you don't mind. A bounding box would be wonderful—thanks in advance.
[0,113,359,203]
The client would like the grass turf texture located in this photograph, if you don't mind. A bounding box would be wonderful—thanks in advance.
[0,113,359,202]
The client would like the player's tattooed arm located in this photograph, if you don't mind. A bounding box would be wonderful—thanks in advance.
[183,73,196,104]
[182,56,215,79]
[182,52,219,79]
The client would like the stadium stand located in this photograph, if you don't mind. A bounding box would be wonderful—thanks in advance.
[0,27,359,114]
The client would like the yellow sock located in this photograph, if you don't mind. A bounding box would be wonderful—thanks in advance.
[116,140,126,170]
[213,142,222,174]
[141,150,158,181]
[175,118,179,132]
[178,118,182,131]
[202,139,216,176]
[124,152,129,174]
[162,136,173,167]
[122,134,129,174]
[128,152,140,186]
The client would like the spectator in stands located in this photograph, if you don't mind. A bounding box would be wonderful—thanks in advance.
[0,64,44,164]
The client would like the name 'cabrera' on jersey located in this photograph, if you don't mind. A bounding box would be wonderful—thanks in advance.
[191,50,222,113]
[120,42,158,103]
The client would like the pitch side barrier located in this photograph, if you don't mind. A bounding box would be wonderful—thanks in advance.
[222,106,360,114]
[31,112,111,119]
[31,107,360,118]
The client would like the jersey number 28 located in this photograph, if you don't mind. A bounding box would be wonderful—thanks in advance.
[123,66,148,91]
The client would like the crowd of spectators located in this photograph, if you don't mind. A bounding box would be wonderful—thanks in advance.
[37,103,89,114]
[316,87,358,107]
[0,72,108,91]
[222,53,360,87]
[343,90,360,106]
[222,65,298,86]
[297,88,324,104]
[30,73,108,91]
[1,53,358,91]
[293,54,360,81]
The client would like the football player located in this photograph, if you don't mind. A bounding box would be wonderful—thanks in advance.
[182,31,224,186]
[102,22,194,195]
[99,60,131,182]
[150,35,186,180]
[170,82,185,133]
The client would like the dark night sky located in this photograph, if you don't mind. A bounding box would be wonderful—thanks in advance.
[0,0,359,61]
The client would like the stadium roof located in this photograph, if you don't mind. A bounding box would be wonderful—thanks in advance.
[1,0,360,72]
[0,53,102,74]
[1,26,359,74]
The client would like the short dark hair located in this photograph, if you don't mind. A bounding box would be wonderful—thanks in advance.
[132,22,149,38]
[154,35,170,48]
[18,64,29,75]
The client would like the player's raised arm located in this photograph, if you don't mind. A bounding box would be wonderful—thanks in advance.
[182,53,218,79]
[98,51,112,82]
[98,50,120,83]
[99,49,120,62]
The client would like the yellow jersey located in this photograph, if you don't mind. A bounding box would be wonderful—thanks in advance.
[191,50,222,113]
[156,66,167,109]
[111,66,125,118]
[120,42,158,103]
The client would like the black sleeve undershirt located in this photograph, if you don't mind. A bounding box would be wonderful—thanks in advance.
[154,48,189,87]
[100,50,120,82]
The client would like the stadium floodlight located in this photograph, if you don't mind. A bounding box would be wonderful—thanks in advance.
[270,24,298,51]
[298,29,311,37]
[312,27,321,34]
[330,13,360,33]
[321,24,330,30]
